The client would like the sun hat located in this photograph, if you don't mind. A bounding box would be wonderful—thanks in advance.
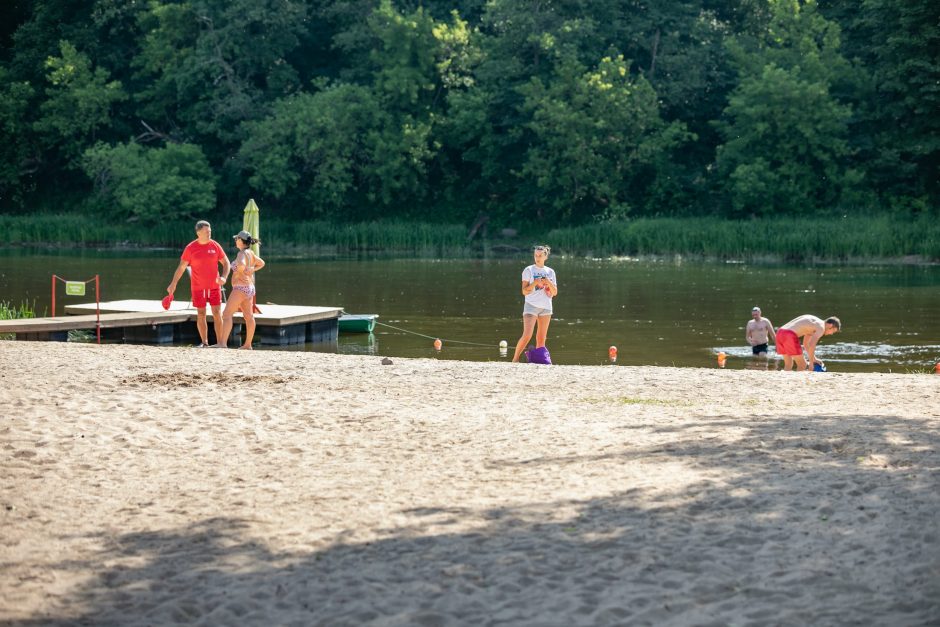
[233,230,252,240]
[752,306,761,312]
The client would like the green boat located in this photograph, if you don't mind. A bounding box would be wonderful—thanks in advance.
[338,314,378,333]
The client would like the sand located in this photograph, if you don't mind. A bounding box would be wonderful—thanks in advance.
[1,340,938,626]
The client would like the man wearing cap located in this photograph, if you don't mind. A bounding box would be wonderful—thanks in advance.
[745,306,776,356]
[166,220,231,347]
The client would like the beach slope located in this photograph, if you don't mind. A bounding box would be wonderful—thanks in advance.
[1,342,938,625]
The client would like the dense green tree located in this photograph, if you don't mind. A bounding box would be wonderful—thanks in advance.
[0,69,37,205]
[368,0,438,111]
[238,86,383,215]
[821,0,939,212]
[240,2,479,218]
[520,55,692,222]
[82,141,216,223]
[134,0,308,150]
[33,41,126,168]
[238,84,432,218]
[0,0,934,222]
[6,0,100,81]
[715,0,859,216]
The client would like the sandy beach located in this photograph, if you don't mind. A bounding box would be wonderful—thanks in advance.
[1,340,938,625]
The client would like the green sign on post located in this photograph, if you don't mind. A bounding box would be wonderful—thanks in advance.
[65,281,86,296]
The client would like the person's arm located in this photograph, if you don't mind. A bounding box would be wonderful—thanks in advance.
[167,260,189,294]
[746,322,754,345]
[803,330,824,365]
[766,320,776,343]
[251,254,265,273]
[218,255,238,285]
[217,250,231,286]
[520,267,536,296]
[543,277,558,297]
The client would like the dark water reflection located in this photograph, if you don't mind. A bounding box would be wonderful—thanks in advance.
[2,249,939,373]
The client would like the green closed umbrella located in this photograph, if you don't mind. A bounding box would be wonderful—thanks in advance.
[242,199,262,313]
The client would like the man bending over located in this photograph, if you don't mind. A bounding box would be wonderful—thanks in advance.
[776,315,841,371]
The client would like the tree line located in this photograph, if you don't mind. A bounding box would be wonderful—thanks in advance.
[0,0,936,229]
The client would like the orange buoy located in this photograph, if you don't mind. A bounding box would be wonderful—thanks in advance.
[717,351,727,367]
[935,362,940,374]
[433,338,442,350]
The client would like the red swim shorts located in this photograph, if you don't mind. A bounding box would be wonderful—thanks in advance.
[191,287,222,309]
[776,329,802,356]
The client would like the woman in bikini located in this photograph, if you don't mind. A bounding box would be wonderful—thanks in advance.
[216,230,265,349]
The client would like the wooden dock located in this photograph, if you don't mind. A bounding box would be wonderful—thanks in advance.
[0,311,191,342]
[2,300,342,346]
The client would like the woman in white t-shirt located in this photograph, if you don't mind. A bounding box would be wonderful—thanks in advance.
[511,244,558,362]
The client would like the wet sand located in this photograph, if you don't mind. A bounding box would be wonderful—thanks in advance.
[1,341,938,625]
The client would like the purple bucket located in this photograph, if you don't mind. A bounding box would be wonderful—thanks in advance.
[525,346,552,365]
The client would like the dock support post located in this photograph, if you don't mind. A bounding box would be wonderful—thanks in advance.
[259,323,307,345]
[16,331,69,342]
[123,324,176,344]
[307,318,339,344]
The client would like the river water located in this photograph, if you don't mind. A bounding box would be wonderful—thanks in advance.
[2,249,939,373]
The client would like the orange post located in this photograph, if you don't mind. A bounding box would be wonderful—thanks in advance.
[51,274,57,318]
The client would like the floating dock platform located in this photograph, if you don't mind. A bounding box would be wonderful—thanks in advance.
[0,299,342,346]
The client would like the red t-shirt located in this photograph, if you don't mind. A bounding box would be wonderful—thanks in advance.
[181,239,226,291]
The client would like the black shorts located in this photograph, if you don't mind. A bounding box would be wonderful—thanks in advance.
[751,343,768,355]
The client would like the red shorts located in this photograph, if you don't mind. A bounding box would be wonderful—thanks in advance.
[776,329,802,356]
[191,287,222,309]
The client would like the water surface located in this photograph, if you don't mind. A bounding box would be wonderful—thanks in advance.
[2,249,938,373]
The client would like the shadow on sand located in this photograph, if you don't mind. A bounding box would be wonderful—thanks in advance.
[16,412,940,626]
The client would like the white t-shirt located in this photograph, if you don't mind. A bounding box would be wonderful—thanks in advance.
[522,264,556,310]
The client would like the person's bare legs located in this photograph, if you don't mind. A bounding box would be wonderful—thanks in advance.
[239,298,255,349]
[535,314,551,348]
[211,303,223,345]
[512,315,538,362]
[793,354,808,371]
[782,355,792,371]
[217,291,248,347]
[196,308,209,345]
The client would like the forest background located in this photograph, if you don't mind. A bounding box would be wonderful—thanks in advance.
[0,0,937,257]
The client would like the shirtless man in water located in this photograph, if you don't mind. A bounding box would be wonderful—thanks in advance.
[776,314,841,371]
[745,306,776,356]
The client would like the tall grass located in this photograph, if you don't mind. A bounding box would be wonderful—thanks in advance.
[3,213,938,261]
[0,214,471,255]
[267,221,470,255]
[0,300,36,320]
[0,300,36,340]
[547,215,940,261]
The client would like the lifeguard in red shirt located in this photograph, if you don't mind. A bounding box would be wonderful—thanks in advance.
[166,220,231,347]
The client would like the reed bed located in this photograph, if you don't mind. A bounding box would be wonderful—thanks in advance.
[547,216,940,261]
[0,300,37,340]
[3,213,938,261]
[1,215,470,256]
[267,221,470,255]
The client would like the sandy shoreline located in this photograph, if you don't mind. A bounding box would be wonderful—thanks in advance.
[2,341,938,625]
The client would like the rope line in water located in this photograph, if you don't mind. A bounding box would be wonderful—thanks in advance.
[373,321,496,348]
[340,310,500,348]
